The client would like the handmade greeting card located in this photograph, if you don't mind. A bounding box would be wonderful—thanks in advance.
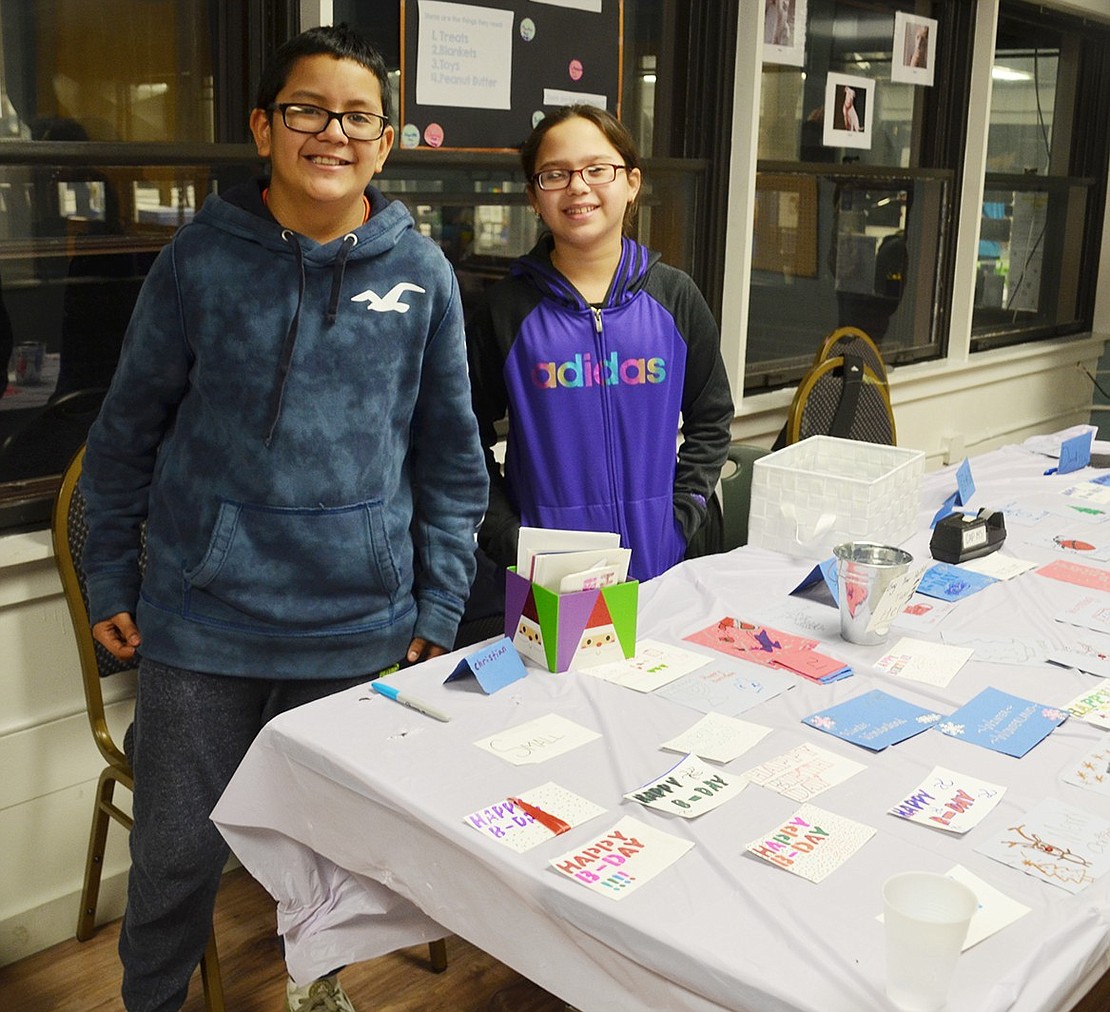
[916,563,998,602]
[891,595,956,633]
[746,803,875,882]
[935,687,1068,758]
[1054,595,1110,637]
[464,782,606,852]
[1063,684,1110,728]
[1035,559,1110,594]
[1059,481,1110,506]
[958,553,1037,581]
[661,712,773,763]
[742,741,866,802]
[888,765,1006,834]
[1047,631,1110,679]
[655,656,795,717]
[874,636,974,688]
[549,815,694,900]
[474,713,601,765]
[1060,733,1110,797]
[975,798,1110,893]
[445,636,527,693]
[624,753,747,819]
[803,689,943,751]
[684,617,851,683]
[582,638,710,692]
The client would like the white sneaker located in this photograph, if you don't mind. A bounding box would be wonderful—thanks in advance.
[284,974,357,1012]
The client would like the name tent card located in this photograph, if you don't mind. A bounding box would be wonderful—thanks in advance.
[445,636,527,693]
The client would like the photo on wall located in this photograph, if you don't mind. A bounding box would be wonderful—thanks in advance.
[822,72,874,151]
[762,0,807,67]
[891,11,937,86]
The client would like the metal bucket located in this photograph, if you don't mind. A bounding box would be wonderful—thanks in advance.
[833,542,913,645]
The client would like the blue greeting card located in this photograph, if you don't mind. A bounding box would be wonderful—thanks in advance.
[804,689,944,751]
[446,636,527,694]
[934,687,1068,758]
[916,563,998,601]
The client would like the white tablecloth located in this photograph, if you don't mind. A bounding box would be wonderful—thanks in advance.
[212,440,1110,1011]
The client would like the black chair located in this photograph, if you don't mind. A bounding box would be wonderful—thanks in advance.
[0,387,107,482]
[719,443,770,551]
[782,328,895,446]
[52,445,227,1011]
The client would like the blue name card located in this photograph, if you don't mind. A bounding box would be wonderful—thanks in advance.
[1057,429,1094,475]
[445,636,527,694]
[932,457,976,527]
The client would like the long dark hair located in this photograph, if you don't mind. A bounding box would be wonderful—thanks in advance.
[521,105,642,228]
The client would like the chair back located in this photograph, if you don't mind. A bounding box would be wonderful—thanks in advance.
[720,444,770,551]
[783,328,895,447]
[51,444,135,770]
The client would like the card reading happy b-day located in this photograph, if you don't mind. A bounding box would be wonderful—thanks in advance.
[888,765,1005,834]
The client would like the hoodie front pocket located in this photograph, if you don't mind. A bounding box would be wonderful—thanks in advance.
[183,499,402,631]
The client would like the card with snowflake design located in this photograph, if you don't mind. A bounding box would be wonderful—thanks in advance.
[803,689,944,751]
[934,687,1068,758]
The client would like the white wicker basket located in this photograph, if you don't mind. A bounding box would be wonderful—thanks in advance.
[747,436,925,560]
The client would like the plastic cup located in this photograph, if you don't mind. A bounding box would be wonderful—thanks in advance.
[833,542,913,645]
[882,871,977,1012]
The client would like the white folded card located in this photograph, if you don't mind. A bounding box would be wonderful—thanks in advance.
[516,527,621,580]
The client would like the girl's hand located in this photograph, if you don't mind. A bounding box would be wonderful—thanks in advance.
[92,612,142,661]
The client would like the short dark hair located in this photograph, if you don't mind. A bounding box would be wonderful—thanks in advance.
[255,24,393,124]
[520,105,642,226]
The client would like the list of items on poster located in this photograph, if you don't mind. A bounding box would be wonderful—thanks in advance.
[417,0,514,110]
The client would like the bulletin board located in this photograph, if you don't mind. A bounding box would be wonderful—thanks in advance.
[399,0,623,152]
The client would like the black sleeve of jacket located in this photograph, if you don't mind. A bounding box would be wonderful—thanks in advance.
[465,283,527,569]
[648,265,735,544]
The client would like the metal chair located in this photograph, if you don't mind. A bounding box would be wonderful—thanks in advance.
[783,328,895,446]
[53,445,449,991]
[51,445,227,1011]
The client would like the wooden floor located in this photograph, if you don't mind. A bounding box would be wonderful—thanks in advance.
[0,867,567,1011]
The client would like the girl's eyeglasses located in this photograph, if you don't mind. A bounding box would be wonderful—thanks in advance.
[531,164,629,191]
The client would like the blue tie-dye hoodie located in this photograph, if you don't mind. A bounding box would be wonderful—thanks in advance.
[80,180,488,678]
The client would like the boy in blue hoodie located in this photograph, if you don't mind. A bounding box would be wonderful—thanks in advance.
[80,25,487,1012]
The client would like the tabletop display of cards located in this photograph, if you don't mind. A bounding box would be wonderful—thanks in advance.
[213,428,1110,1012]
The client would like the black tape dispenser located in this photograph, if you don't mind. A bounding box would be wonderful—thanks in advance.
[929,508,1006,564]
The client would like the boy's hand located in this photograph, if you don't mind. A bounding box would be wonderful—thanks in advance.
[92,612,142,661]
[406,638,447,664]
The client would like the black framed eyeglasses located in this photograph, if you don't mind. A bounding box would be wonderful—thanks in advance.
[269,103,389,141]
[531,164,629,191]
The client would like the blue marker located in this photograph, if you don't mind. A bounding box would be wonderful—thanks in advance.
[370,680,451,722]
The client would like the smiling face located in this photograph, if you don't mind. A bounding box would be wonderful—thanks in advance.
[250,53,394,236]
[528,115,641,258]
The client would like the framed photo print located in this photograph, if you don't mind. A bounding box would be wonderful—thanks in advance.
[891,12,937,86]
[822,73,874,150]
[762,0,807,68]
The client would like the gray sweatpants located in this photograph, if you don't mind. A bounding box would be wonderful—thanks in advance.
[120,658,370,1011]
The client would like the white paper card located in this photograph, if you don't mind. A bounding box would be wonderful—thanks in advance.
[874,636,973,688]
[583,638,710,692]
[661,712,772,763]
[742,742,867,802]
[624,753,747,818]
[746,803,875,882]
[475,714,600,765]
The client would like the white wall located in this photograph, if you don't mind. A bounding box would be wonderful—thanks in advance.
[2,0,1110,970]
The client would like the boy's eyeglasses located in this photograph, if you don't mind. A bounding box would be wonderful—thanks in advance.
[531,164,629,191]
[269,103,389,141]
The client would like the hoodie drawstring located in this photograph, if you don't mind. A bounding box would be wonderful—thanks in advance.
[265,231,358,447]
[326,233,358,324]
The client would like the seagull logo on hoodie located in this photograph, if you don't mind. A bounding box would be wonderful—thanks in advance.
[351,282,427,314]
